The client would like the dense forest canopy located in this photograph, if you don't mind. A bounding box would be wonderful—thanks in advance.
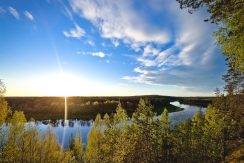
[0,0,244,162]
[0,80,243,162]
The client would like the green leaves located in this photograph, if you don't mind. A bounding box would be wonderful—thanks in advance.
[0,93,240,162]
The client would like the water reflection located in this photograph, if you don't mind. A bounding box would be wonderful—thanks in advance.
[35,101,206,149]
[169,101,206,126]
[36,120,93,149]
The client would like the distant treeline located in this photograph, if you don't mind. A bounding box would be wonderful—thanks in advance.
[178,97,213,107]
[5,95,203,120]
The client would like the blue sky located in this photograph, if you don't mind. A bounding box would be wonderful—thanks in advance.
[0,0,226,96]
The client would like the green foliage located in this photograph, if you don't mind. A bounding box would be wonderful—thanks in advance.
[39,127,63,162]
[127,99,159,162]
[73,130,83,163]
[0,80,9,126]
[191,109,204,161]
[0,81,240,163]
[103,113,110,127]
[215,5,244,72]
[86,114,104,163]
[171,120,192,161]
[177,0,244,72]
[5,96,187,120]
[204,105,227,161]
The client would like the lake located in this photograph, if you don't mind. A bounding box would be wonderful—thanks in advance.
[33,101,206,149]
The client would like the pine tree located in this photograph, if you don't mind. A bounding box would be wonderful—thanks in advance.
[69,133,75,151]
[129,98,158,163]
[103,113,110,127]
[0,80,8,126]
[109,103,131,163]
[171,120,192,162]
[0,81,9,162]
[73,129,83,163]
[4,111,27,162]
[38,127,63,163]
[86,114,104,163]
[191,109,204,161]
[159,108,171,162]
[203,105,225,161]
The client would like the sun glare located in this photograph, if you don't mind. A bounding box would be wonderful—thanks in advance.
[35,72,91,96]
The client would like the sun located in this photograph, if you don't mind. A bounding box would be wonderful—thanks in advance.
[21,71,118,96]
[35,72,89,96]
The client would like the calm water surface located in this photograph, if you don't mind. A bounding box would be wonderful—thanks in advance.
[34,101,206,149]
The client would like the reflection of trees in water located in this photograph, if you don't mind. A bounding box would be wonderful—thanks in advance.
[38,120,93,128]
[80,120,92,127]
[69,121,74,127]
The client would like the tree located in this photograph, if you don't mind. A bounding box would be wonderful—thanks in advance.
[191,109,204,161]
[203,105,225,161]
[103,113,110,127]
[4,111,27,162]
[107,102,131,163]
[171,120,192,162]
[129,99,158,163]
[177,0,244,72]
[0,80,10,162]
[86,114,104,163]
[19,124,41,163]
[176,2,244,161]
[0,80,9,126]
[113,102,128,125]
[69,133,75,151]
[73,129,83,163]
[158,108,171,162]
[38,127,63,163]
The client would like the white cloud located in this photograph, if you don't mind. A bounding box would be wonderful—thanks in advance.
[69,0,170,45]
[87,40,95,46]
[68,0,225,93]
[24,11,34,21]
[8,6,19,19]
[63,24,85,39]
[121,0,225,92]
[143,44,160,57]
[91,51,106,58]
[111,39,119,47]
[78,51,106,58]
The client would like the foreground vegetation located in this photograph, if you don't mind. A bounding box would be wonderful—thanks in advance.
[0,80,243,162]
[0,0,243,161]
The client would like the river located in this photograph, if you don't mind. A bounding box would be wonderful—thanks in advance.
[33,101,206,149]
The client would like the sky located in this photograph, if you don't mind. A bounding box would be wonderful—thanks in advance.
[0,0,227,97]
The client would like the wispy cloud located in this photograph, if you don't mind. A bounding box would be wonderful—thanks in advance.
[77,51,106,58]
[121,0,225,92]
[91,51,106,58]
[68,0,226,93]
[63,24,85,39]
[111,39,119,47]
[69,0,169,46]
[24,10,34,21]
[8,6,19,19]
[87,40,95,46]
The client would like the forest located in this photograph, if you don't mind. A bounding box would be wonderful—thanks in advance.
[5,96,211,120]
[0,88,243,162]
[0,0,244,162]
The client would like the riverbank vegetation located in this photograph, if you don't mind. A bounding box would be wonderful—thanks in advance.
[5,96,187,120]
[0,0,243,161]
[0,80,243,162]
